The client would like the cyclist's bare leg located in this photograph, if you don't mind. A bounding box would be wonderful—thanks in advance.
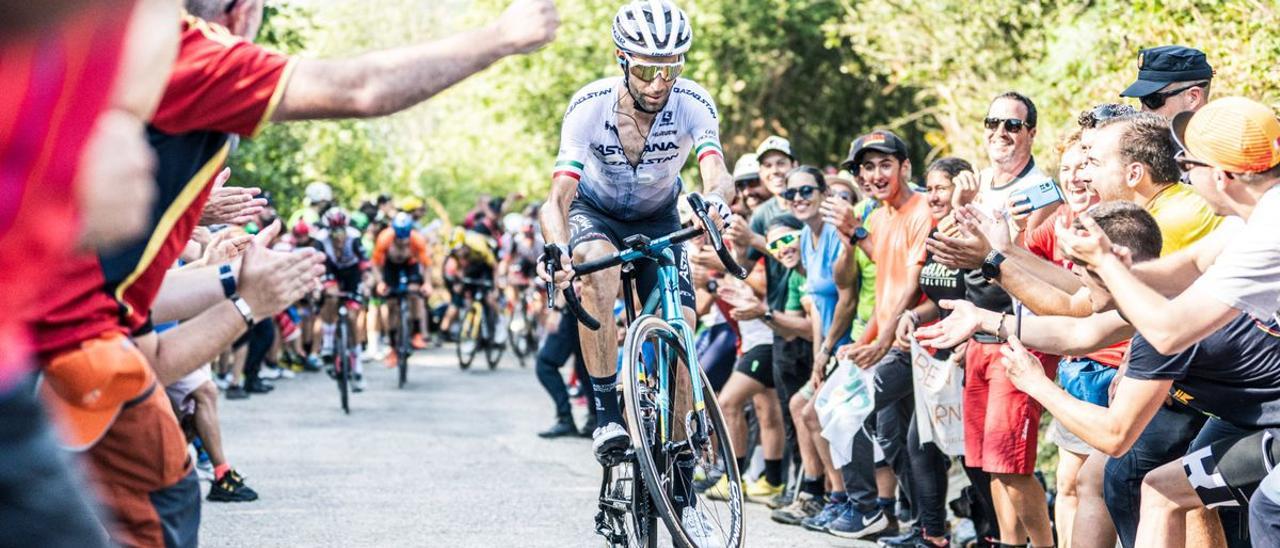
[320,287,340,356]
[572,240,622,380]
[386,298,402,347]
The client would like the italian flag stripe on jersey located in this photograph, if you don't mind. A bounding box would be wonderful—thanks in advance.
[695,140,723,162]
[552,160,584,181]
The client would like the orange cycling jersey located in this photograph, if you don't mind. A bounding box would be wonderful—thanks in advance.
[373,228,431,268]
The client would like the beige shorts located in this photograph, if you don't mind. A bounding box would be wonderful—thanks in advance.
[164,364,211,419]
[1046,416,1094,456]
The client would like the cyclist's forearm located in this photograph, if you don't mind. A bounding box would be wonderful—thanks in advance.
[540,177,577,247]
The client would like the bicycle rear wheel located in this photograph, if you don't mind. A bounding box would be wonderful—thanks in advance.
[623,315,744,548]
[336,322,350,414]
[456,304,480,370]
[598,458,659,548]
[398,301,411,388]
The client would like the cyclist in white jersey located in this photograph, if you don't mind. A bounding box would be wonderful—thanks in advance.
[537,0,736,541]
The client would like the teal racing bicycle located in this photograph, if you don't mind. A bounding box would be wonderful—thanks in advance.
[544,193,746,548]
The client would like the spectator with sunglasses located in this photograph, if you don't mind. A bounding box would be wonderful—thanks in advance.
[1119,45,1213,118]
[924,91,1060,548]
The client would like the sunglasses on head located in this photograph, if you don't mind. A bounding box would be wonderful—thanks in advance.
[1077,103,1135,129]
[623,54,684,83]
[766,233,799,253]
[984,117,1029,133]
[781,185,822,201]
[1140,82,1206,111]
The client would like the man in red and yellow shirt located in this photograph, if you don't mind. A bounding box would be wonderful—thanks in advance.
[32,1,561,546]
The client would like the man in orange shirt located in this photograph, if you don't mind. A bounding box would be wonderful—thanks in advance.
[825,130,935,538]
[372,212,434,358]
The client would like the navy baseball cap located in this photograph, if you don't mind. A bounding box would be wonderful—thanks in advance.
[1120,45,1214,98]
[841,130,909,174]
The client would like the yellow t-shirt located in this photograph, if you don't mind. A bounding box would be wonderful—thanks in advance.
[1147,183,1223,255]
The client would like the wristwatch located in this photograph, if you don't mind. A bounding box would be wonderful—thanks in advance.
[981,250,1006,280]
[229,294,254,328]
[763,309,774,324]
[851,226,869,242]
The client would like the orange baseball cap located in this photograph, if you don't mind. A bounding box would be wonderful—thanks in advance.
[38,332,154,451]
[1172,96,1280,173]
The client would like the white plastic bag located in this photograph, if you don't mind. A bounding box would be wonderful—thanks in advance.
[911,338,965,456]
[816,358,876,468]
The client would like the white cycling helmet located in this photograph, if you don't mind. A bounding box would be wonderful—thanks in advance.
[612,0,692,58]
[305,182,333,204]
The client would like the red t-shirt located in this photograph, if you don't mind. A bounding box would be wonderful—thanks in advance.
[0,4,130,383]
[34,15,294,358]
[1025,209,1128,367]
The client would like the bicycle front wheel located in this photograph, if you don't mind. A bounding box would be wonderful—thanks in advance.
[398,302,411,388]
[622,315,744,548]
[484,305,505,369]
[336,322,350,414]
[456,303,480,370]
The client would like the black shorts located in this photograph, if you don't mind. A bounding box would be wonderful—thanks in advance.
[1182,428,1280,508]
[381,261,424,289]
[325,266,362,294]
[567,200,694,310]
[734,344,774,388]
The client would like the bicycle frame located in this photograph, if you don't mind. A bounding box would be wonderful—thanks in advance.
[617,236,707,450]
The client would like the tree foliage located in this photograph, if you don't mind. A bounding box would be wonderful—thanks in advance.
[229,0,1280,221]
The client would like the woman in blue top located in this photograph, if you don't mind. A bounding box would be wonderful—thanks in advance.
[783,166,860,531]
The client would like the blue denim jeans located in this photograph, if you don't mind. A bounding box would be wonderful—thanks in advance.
[1104,400,1206,548]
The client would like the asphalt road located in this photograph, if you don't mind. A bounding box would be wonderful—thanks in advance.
[201,346,882,547]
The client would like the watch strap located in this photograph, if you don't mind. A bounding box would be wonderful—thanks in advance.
[219,263,237,298]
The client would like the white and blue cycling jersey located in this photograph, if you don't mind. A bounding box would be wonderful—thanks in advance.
[552,77,722,222]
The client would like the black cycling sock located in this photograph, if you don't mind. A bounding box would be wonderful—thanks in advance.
[802,475,825,498]
[735,457,748,475]
[672,452,697,514]
[764,459,782,486]
[589,374,623,426]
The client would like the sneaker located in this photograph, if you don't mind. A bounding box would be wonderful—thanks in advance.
[245,379,274,394]
[771,491,824,525]
[878,525,922,547]
[213,373,231,391]
[411,333,428,350]
[693,468,723,493]
[537,417,578,438]
[801,498,846,532]
[591,422,630,466]
[704,474,744,502]
[744,476,784,504]
[207,469,259,502]
[352,374,366,393]
[303,355,322,372]
[828,506,889,539]
[680,505,725,548]
[767,489,793,510]
[383,352,399,369]
[258,366,282,380]
[276,366,296,380]
[225,385,249,400]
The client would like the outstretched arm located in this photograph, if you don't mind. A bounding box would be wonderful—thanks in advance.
[273,0,558,121]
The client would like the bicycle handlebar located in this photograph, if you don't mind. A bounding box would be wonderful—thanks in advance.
[543,192,746,331]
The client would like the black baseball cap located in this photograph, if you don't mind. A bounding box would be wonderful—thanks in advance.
[841,130,909,174]
[1120,45,1214,98]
